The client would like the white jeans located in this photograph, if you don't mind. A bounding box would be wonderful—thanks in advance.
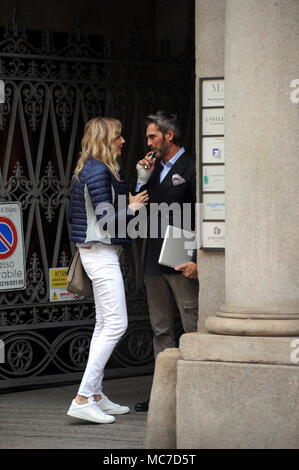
[77,244,128,398]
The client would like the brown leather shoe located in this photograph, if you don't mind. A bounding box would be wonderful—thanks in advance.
[134,399,149,412]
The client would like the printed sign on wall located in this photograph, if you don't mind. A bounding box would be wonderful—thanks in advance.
[200,78,225,249]
[203,194,225,220]
[202,222,225,249]
[202,108,224,136]
[202,136,225,164]
[202,79,224,107]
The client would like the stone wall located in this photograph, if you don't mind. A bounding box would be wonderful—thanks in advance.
[195,0,225,329]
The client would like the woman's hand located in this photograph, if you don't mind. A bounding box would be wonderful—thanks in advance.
[128,190,149,211]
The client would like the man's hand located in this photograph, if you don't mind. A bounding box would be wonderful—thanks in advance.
[136,152,157,185]
[175,261,198,279]
[137,151,157,170]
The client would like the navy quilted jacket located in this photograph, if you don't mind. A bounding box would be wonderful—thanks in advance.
[69,157,132,245]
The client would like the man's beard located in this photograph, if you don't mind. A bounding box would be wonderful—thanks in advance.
[157,138,169,159]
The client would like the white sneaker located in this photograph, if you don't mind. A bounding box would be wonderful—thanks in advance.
[67,398,116,424]
[96,393,130,415]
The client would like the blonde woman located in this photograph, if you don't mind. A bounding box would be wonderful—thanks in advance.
[67,117,148,424]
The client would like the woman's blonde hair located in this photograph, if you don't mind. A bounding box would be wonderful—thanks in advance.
[74,117,122,180]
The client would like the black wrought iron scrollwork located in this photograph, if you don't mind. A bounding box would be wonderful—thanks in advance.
[1,332,51,378]
[0,324,153,381]
[69,335,91,368]
[128,329,153,362]
[25,253,46,302]
[81,85,106,119]
[53,84,76,132]
[112,325,153,367]
[0,83,12,130]
[21,83,45,132]
[7,339,33,373]
[2,7,34,55]
[63,17,95,59]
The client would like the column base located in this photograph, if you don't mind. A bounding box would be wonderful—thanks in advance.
[177,359,299,449]
[180,332,299,365]
[206,312,299,336]
[144,348,181,449]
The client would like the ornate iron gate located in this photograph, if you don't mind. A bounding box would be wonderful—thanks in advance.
[0,8,195,391]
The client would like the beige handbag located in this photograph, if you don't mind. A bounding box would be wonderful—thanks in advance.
[67,249,93,297]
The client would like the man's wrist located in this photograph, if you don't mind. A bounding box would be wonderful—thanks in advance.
[135,182,144,192]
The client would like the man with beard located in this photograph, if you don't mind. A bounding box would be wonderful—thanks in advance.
[134,111,199,412]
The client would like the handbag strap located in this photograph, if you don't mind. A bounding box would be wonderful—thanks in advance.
[67,249,80,281]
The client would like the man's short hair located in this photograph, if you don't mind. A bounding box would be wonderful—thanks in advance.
[145,110,182,146]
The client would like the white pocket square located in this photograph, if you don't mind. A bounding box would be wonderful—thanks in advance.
[172,174,186,186]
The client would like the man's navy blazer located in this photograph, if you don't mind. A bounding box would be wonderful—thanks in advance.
[138,150,196,275]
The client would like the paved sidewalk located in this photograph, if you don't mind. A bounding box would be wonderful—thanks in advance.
[0,375,152,449]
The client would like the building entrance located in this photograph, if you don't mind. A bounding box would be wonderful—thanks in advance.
[0,7,194,391]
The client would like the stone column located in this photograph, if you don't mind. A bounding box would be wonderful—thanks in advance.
[206,0,299,336]
[176,0,299,449]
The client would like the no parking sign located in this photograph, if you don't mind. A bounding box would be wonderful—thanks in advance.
[0,202,26,291]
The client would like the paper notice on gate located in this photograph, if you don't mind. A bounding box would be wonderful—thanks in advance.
[49,267,76,302]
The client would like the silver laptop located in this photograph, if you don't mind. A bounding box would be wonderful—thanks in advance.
[158,225,196,269]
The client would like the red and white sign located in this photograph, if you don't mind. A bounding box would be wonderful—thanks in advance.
[0,203,26,291]
[0,217,18,259]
